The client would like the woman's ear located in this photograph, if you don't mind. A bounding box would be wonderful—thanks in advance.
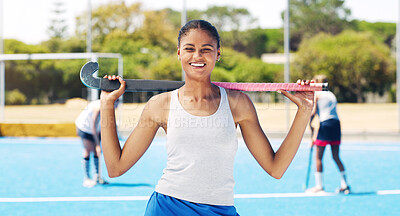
[177,48,181,61]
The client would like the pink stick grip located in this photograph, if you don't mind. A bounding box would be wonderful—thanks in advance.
[211,82,328,92]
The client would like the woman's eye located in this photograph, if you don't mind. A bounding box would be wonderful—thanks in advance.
[202,49,212,52]
[184,48,194,51]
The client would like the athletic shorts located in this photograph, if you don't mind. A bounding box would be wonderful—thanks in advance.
[314,119,341,147]
[77,128,100,143]
[144,192,240,216]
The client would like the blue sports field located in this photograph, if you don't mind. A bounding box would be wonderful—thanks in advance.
[1,137,400,215]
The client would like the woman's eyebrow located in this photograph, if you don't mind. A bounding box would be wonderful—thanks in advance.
[183,43,195,47]
[182,43,215,48]
[202,44,215,48]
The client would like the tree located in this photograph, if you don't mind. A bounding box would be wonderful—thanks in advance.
[47,0,68,39]
[292,31,395,102]
[264,29,284,53]
[351,20,396,49]
[216,48,280,83]
[133,9,177,51]
[225,28,283,57]
[203,6,256,32]
[203,6,256,52]
[3,39,74,104]
[286,0,351,50]
[150,55,182,81]
[75,2,142,50]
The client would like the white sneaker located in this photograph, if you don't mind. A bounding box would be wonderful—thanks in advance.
[97,177,109,185]
[93,174,109,185]
[305,186,324,193]
[336,186,351,194]
[83,178,97,188]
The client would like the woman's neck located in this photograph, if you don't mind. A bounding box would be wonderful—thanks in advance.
[180,79,219,101]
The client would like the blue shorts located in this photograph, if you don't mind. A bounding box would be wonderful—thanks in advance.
[76,128,100,143]
[316,119,341,143]
[144,192,240,216]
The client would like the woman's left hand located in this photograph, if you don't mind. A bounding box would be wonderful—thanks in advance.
[278,79,315,111]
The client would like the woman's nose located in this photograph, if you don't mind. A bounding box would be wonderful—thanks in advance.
[193,50,202,58]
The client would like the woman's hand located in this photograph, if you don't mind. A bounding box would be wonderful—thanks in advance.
[100,75,126,107]
[277,79,315,111]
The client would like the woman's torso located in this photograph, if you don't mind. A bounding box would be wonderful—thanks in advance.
[316,91,339,122]
[155,86,238,205]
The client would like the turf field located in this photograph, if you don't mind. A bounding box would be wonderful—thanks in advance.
[1,137,399,215]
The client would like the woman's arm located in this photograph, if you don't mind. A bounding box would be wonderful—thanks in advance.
[232,80,314,179]
[100,76,164,178]
[310,94,318,143]
[91,107,101,145]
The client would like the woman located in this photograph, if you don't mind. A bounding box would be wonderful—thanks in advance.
[100,20,314,215]
[307,74,350,194]
[75,99,105,187]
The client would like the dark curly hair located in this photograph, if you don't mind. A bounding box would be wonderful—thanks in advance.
[177,20,220,49]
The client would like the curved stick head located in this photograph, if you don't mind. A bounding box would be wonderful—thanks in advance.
[321,83,329,91]
[80,61,101,89]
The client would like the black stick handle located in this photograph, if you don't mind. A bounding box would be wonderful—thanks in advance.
[80,61,184,92]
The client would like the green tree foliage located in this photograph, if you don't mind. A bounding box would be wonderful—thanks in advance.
[5,89,27,105]
[264,29,284,53]
[217,48,279,83]
[203,6,256,32]
[150,55,182,80]
[222,28,283,57]
[133,9,177,51]
[287,0,351,50]
[4,39,86,104]
[5,39,49,54]
[75,2,142,50]
[351,20,396,48]
[6,1,396,104]
[203,6,256,52]
[292,31,395,102]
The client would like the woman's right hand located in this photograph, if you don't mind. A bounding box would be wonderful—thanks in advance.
[100,75,126,107]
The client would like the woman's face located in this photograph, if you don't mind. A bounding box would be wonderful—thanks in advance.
[177,29,220,81]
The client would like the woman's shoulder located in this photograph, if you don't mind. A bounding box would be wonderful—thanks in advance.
[225,89,255,121]
[139,91,172,126]
[146,91,172,110]
[225,89,253,106]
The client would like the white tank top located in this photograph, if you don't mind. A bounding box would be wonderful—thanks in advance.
[155,87,238,206]
[75,100,100,134]
[316,91,339,122]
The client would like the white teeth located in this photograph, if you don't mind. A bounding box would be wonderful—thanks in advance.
[191,63,205,67]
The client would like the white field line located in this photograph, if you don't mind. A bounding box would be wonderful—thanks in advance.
[376,190,400,195]
[0,196,151,203]
[1,190,400,203]
[2,139,400,152]
[340,146,400,151]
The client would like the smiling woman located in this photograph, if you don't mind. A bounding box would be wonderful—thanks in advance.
[99,19,314,215]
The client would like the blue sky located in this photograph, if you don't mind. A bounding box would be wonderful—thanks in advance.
[1,0,398,45]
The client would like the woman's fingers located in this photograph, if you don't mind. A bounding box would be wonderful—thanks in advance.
[296,79,311,85]
[100,75,126,103]
[278,90,295,102]
[103,74,119,80]
[278,79,315,109]
[118,76,126,92]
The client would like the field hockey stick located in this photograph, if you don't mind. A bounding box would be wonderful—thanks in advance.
[303,131,314,191]
[303,145,314,190]
[80,62,328,92]
[97,156,108,184]
[98,154,102,182]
